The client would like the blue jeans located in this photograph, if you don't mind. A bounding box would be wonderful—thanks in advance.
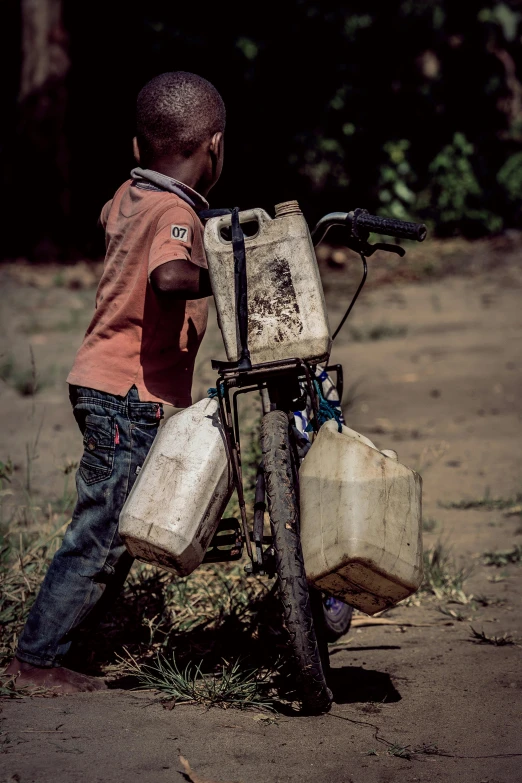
[16,385,163,668]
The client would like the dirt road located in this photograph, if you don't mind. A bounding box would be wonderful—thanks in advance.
[1,243,522,782]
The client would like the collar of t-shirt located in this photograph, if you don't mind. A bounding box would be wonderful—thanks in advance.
[130,167,209,213]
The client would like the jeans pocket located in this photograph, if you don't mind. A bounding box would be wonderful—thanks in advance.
[130,421,159,454]
[79,414,116,485]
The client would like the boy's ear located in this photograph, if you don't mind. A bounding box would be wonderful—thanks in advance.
[132,137,141,164]
[209,132,223,158]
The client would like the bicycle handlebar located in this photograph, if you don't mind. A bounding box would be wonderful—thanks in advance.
[311,210,427,246]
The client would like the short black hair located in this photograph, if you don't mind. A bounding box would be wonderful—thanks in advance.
[136,71,226,162]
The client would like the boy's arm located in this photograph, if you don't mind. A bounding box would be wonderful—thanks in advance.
[151,259,212,299]
[148,206,211,300]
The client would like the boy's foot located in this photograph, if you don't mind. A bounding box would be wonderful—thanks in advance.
[4,657,108,694]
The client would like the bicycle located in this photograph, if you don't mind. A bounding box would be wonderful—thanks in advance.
[204,207,427,713]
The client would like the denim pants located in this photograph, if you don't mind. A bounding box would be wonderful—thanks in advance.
[16,385,163,667]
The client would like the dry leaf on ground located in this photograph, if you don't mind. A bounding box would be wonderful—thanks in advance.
[350,617,435,628]
[179,755,241,783]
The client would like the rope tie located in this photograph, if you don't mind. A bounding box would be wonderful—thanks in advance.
[306,380,343,433]
[207,383,225,399]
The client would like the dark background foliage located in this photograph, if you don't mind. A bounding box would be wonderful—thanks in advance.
[1,0,521,259]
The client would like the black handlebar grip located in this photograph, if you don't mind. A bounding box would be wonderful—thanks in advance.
[354,212,427,242]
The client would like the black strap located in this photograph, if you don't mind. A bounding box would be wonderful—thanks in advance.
[231,207,252,370]
[199,208,233,221]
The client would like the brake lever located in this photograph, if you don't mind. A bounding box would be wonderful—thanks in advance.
[364,242,405,258]
[344,237,406,258]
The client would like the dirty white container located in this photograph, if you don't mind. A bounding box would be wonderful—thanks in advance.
[119,398,233,575]
[300,421,423,614]
[204,201,331,365]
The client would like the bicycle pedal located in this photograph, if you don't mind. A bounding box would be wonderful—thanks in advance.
[203,518,243,563]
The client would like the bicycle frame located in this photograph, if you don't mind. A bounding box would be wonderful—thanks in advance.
[208,207,426,575]
[212,357,344,574]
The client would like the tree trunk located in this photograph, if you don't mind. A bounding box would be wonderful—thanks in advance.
[17,0,70,259]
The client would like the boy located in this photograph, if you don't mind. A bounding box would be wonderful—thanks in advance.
[6,71,226,692]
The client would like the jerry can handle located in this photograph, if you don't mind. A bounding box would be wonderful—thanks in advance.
[209,208,270,245]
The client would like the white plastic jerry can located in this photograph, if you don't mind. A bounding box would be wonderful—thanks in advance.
[299,421,423,615]
[204,201,332,365]
[119,398,233,576]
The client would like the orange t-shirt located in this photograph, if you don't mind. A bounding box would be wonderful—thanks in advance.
[67,180,209,407]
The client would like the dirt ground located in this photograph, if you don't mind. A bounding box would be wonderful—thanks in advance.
[1,239,522,783]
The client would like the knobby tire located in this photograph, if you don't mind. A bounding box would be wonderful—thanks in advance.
[261,409,332,714]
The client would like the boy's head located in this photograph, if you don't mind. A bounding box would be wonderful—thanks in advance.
[135,71,226,195]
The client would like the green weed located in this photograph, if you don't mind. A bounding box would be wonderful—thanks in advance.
[0,518,69,664]
[473,595,505,608]
[421,543,471,603]
[387,744,412,760]
[438,606,469,622]
[0,460,13,485]
[440,490,522,511]
[422,517,437,533]
[122,652,275,710]
[0,350,53,396]
[469,627,516,646]
[483,545,522,567]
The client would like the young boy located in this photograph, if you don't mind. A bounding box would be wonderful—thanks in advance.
[6,71,226,692]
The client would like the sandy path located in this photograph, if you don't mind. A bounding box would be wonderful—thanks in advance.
[1,253,521,782]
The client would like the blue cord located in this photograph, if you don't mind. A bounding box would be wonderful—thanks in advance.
[207,383,224,399]
[305,380,343,433]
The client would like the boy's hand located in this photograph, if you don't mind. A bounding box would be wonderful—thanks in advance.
[150,259,212,299]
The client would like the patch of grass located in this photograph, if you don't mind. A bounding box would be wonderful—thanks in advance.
[422,516,437,532]
[0,673,54,699]
[127,560,267,642]
[122,652,275,710]
[348,322,408,342]
[469,627,516,646]
[438,606,469,622]
[0,518,70,664]
[0,508,272,671]
[483,544,522,567]
[0,459,13,485]
[473,594,505,608]
[387,744,412,760]
[421,543,471,603]
[487,573,509,583]
[0,443,272,671]
[0,350,54,397]
[440,490,522,511]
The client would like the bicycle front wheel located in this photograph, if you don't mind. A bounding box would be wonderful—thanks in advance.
[261,409,332,714]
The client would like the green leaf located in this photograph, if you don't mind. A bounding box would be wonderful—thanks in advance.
[236,37,258,61]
